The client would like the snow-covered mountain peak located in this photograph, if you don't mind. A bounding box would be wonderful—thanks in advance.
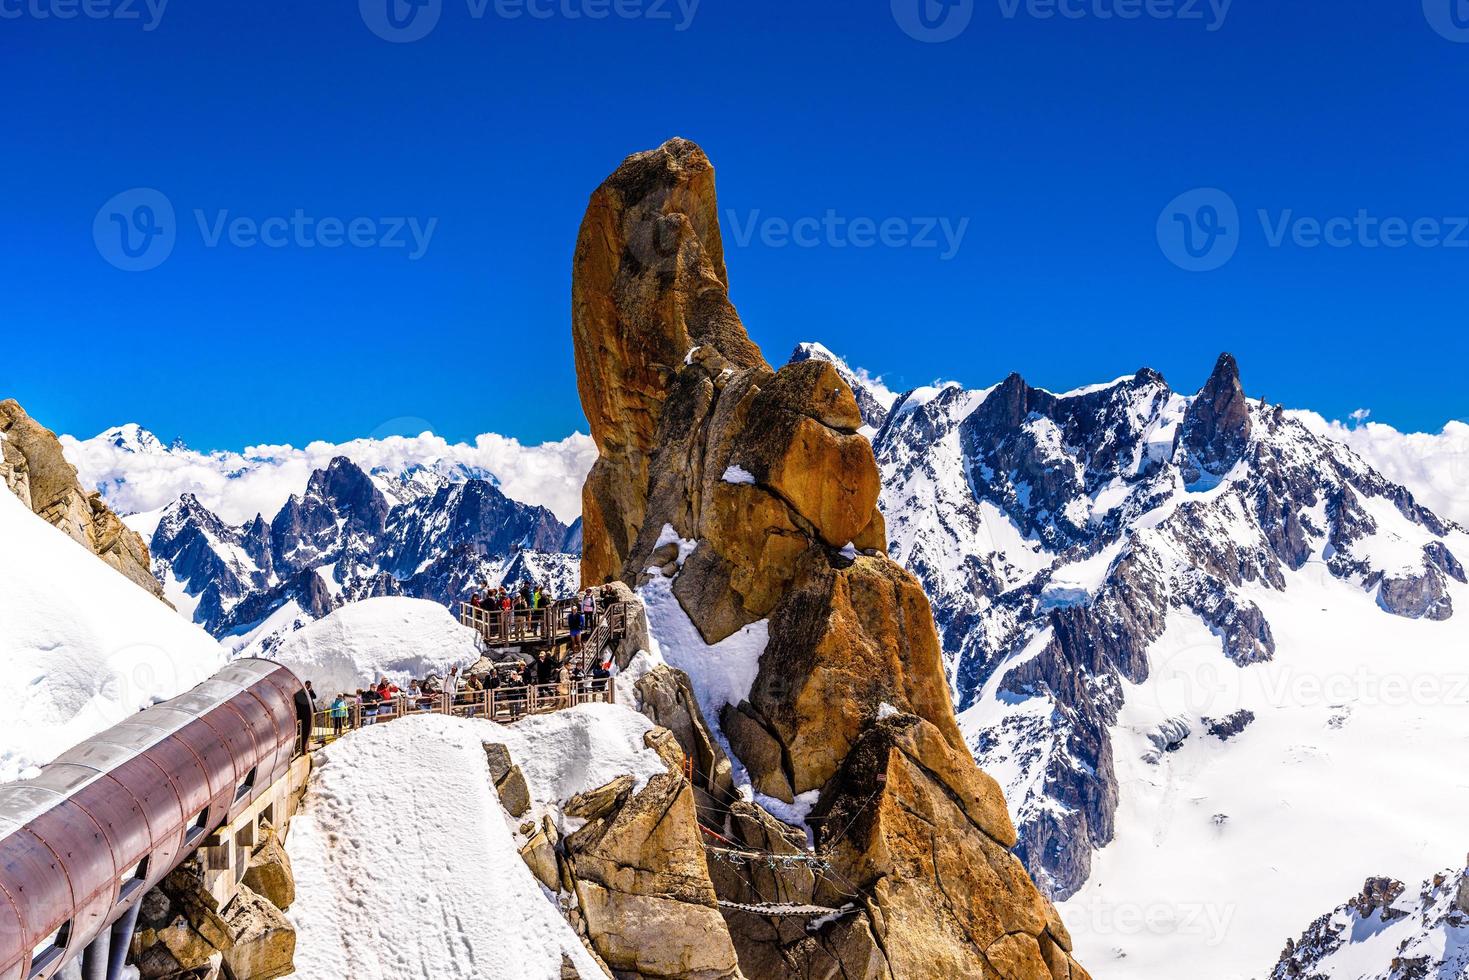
[98,422,169,455]
[1272,865,1469,978]
[144,452,577,654]
[805,341,1468,977]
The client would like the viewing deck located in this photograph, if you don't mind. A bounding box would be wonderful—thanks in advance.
[308,679,618,745]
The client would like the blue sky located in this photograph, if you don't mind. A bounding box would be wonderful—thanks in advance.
[3,0,1466,448]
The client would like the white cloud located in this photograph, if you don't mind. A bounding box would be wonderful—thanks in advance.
[59,426,597,526]
[1291,411,1469,526]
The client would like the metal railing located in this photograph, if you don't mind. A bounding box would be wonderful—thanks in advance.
[458,599,631,671]
[308,678,618,745]
[458,601,589,646]
[573,601,627,673]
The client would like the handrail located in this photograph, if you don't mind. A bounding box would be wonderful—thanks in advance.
[308,677,618,745]
[457,599,603,646]
[573,602,628,674]
[456,599,631,675]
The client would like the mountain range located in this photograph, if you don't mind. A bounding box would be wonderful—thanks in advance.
[793,342,1469,976]
[54,344,1469,977]
[93,434,581,652]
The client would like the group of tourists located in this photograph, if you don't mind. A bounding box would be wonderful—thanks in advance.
[467,582,603,652]
[308,583,619,742]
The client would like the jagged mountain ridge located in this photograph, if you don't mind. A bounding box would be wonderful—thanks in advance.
[149,455,580,649]
[793,343,1468,909]
[1272,867,1469,978]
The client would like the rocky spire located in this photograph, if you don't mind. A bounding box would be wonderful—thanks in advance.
[572,139,1088,980]
[1179,352,1253,479]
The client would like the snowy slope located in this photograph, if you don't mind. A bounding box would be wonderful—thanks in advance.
[1057,565,1469,978]
[258,597,484,696]
[1298,413,1469,527]
[285,712,629,980]
[0,486,225,782]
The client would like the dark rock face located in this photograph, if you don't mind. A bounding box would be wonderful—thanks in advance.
[1378,566,1455,621]
[958,370,1174,551]
[377,480,566,580]
[148,457,576,643]
[1177,352,1253,482]
[214,568,338,646]
[270,457,389,577]
[1203,709,1256,740]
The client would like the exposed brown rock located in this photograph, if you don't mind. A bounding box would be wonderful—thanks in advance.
[241,830,295,911]
[134,844,300,980]
[485,741,534,817]
[571,139,1085,980]
[573,138,764,589]
[0,399,167,602]
[219,884,295,980]
[635,663,736,809]
[565,770,743,979]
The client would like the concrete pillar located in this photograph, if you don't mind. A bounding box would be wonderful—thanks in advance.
[105,902,141,980]
[80,930,110,980]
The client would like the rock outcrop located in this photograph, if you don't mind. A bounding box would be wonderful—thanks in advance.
[1177,352,1252,482]
[572,139,1085,979]
[1272,865,1469,979]
[132,843,298,980]
[0,399,166,601]
[507,729,745,980]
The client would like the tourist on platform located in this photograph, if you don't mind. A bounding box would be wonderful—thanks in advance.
[330,695,349,736]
